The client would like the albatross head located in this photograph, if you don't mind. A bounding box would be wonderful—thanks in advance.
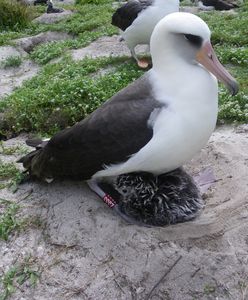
[150,12,238,96]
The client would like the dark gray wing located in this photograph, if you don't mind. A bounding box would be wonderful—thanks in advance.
[24,74,164,180]
[112,0,154,31]
[201,0,238,9]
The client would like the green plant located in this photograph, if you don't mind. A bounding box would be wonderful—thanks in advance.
[0,0,117,49]
[0,161,19,180]
[199,4,248,46]
[0,161,25,192]
[0,256,40,300]
[215,46,248,67]
[0,0,247,137]
[203,284,216,295]
[0,56,144,134]
[1,56,22,68]
[0,142,29,155]
[0,199,20,241]
[30,3,117,64]
[0,0,34,31]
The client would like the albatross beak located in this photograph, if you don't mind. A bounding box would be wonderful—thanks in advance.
[196,41,239,96]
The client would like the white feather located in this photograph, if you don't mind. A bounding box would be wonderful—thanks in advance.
[122,0,179,49]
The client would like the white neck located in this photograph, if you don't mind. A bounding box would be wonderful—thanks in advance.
[150,30,217,104]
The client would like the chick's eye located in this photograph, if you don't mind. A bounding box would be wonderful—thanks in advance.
[184,34,203,47]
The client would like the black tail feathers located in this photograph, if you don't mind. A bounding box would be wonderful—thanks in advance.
[17,149,40,170]
[17,137,48,175]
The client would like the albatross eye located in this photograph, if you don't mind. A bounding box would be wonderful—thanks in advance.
[184,34,203,47]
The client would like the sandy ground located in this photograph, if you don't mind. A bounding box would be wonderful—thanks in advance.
[0,125,248,300]
[0,46,39,99]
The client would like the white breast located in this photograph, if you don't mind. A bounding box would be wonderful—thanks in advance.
[93,67,218,179]
[123,68,218,174]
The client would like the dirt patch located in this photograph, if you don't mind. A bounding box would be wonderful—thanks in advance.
[0,125,247,299]
[0,46,39,99]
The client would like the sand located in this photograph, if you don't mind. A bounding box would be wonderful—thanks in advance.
[0,125,247,300]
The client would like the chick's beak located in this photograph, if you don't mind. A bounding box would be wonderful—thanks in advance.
[196,41,239,96]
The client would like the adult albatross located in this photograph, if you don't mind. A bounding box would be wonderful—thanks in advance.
[19,13,238,226]
[111,0,179,67]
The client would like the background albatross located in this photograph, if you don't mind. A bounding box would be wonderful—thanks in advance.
[112,0,179,67]
[19,13,238,226]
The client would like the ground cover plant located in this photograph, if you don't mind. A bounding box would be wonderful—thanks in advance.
[1,56,143,134]
[0,0,35,31]
[0,1,117,47]
[1,56,22,69]
[0,0,247,137]
[0,199,20,241]
[0,256,40,300]
[0,159,26,191]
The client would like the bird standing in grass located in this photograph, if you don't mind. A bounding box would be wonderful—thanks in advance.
[46,0,63,13]
[111,0,179,67]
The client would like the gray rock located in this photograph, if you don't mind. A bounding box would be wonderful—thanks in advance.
[33,10,73,24]
[14,31,73,53]
[71,35,148,60]
[0,59,39,99]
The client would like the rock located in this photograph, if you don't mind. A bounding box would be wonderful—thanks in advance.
[14,31,73,53]
[33,10,73,24]
[71,35,147,60]
[0,45,40,100]
[0,59,39,99]
[235,124,248,133]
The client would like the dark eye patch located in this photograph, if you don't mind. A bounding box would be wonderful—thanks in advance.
[184,34,203,47]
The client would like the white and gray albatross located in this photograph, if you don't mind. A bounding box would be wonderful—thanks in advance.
[111,0,179,67]
[19,13,238,226]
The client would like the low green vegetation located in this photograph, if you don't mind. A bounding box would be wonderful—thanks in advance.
[0,1,116,47]
[29,2,117,64]
[200,4,248,123]
[1,56,143,134]
[0,161,25,192]
[0,197,44,242]
[0,199,20,241]
[0,256,40,300]
[0,161,20,180]
[199,7,248,47]
[0,142,28,155]
[215,45,248,67]
[0,0,35,31]
[0,0,247,136]
[203,284,216,295]
[1,56,22,68]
